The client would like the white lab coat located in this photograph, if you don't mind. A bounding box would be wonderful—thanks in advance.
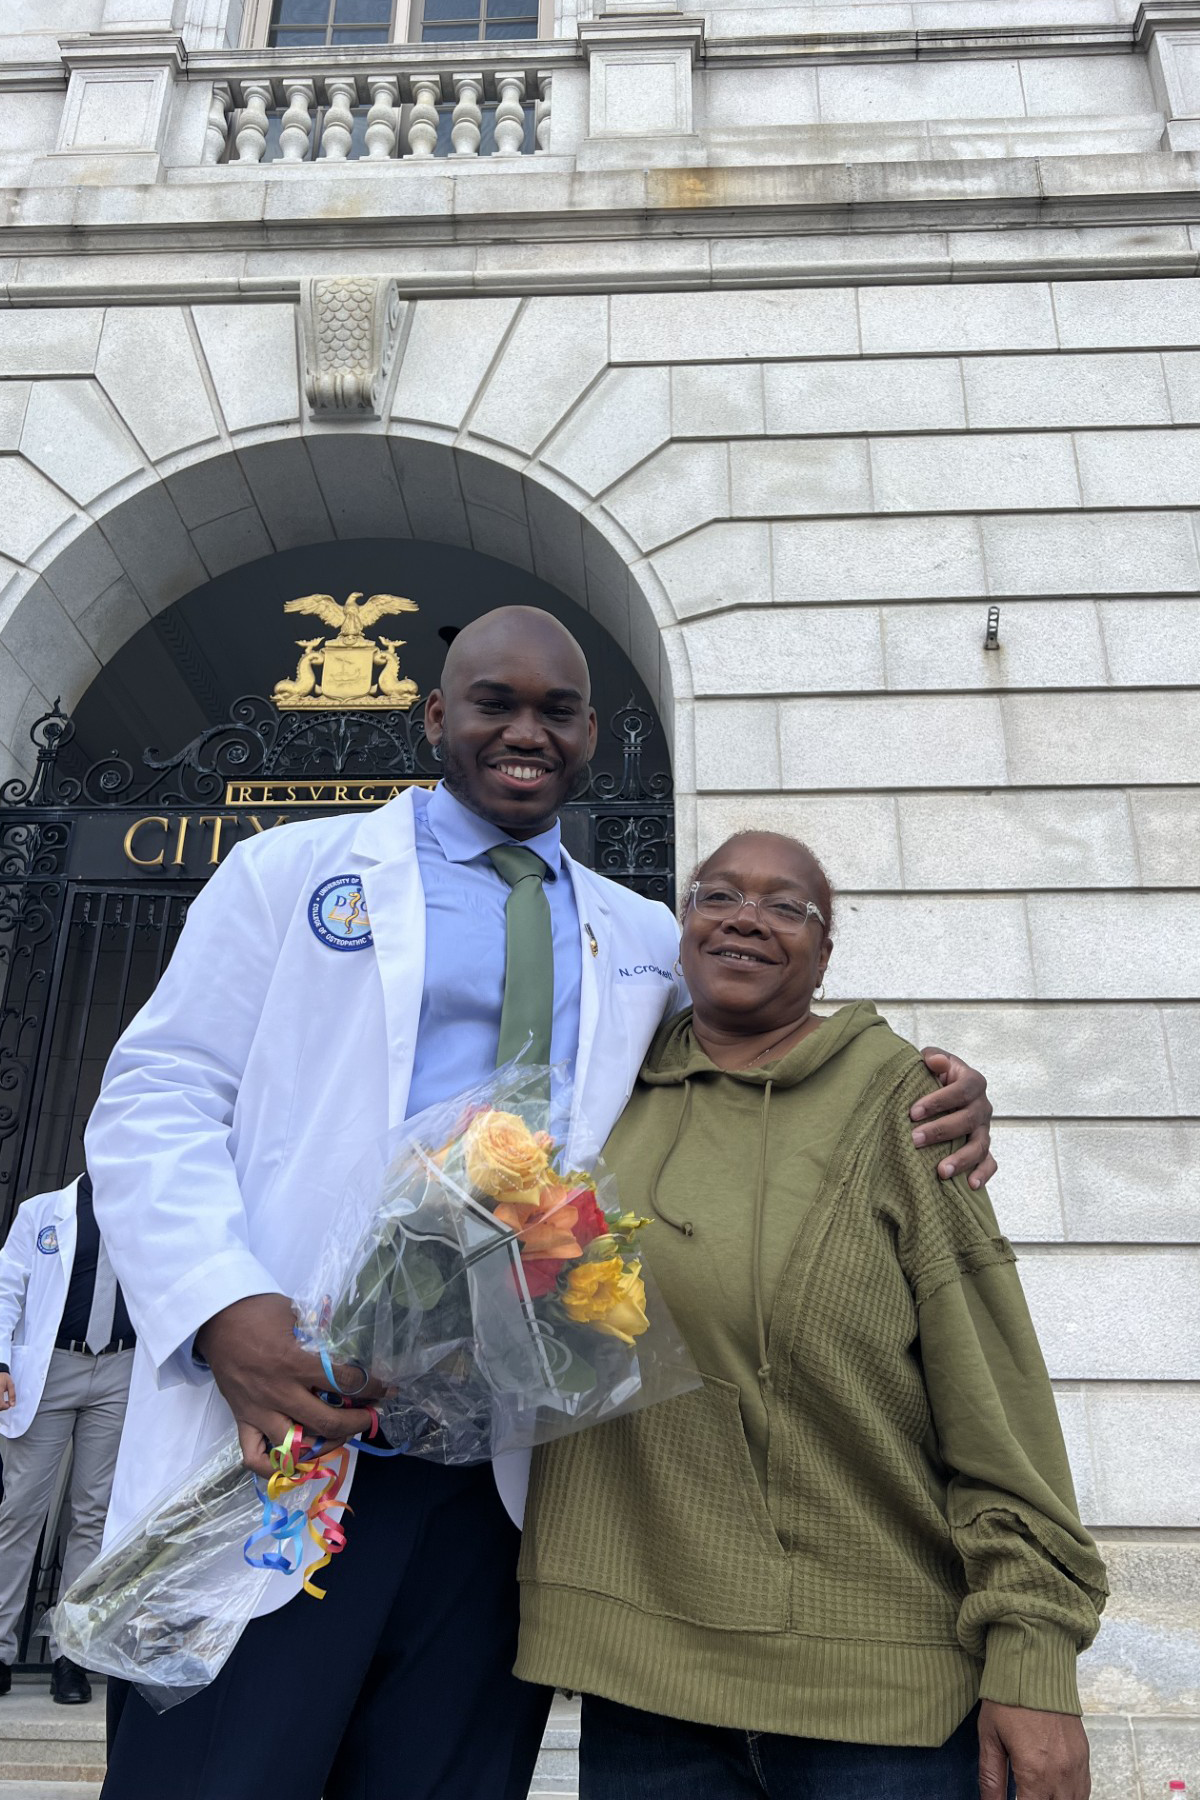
[85,789,683,1615]
[0,1180,81,1439]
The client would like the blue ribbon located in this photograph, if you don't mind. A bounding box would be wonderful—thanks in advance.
[316,1348,407,1457]
[243,1482,308,1574]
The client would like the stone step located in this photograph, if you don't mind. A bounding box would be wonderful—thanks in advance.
[0,1692,106,1792]
[0,1686,106,1786]
[531,1695,580,1794]
[0,1683,580,1796]
[0,1785,102,1799]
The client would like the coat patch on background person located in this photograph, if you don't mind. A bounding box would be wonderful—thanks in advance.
[308,875,374,951]
[36,1226,59,1255]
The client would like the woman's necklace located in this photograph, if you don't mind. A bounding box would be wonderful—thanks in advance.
[697,1017,811,1070]
[747,1021,808,1066]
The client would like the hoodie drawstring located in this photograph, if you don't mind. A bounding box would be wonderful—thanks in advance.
[753,1079,773,1392]
[646,1079,695,1237]
[646,1064,773,1387]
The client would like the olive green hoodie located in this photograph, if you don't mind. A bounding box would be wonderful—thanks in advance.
[516,1003,1107,1746]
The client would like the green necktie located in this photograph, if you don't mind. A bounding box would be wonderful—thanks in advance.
[487,843,554,1068]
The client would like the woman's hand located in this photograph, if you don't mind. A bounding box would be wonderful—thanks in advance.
[979,1700,1091,1800]
[912,1048,997,1187]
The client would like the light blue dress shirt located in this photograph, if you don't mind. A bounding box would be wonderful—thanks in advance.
[404,781,583,1120]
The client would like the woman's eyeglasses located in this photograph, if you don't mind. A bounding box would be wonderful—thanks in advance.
[687,882,826,933]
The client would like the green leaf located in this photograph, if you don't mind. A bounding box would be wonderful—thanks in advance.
[401,1249,446,1312]
[551,1350,597,1395]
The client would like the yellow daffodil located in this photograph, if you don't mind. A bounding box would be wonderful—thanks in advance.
[562,1256,650,1345]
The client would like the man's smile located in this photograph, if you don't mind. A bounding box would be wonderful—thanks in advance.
[485,757,557,791]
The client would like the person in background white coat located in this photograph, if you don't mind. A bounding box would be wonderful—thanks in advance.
[0,1174,135,1706]
[85,607,996,1800]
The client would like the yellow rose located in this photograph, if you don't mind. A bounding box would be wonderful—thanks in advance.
[463,1110,551,1199]
[561,1256,650,1346]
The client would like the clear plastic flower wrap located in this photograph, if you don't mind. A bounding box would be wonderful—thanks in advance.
[53,1436,274,1711]
[292,1059,700,1461]
[53,1061,699,1708]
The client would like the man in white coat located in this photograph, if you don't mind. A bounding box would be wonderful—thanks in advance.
[85,607,994,1800]
[0,1174,135,1705]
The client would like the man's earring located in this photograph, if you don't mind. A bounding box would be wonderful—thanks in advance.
[431,742,444,763]
[674,958,683,977]
[814,983,825,1002]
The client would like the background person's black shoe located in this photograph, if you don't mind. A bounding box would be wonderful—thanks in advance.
[50,1656,91,1705]
[0,1663,10,1696]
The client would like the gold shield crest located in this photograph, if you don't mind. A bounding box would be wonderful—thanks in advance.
[319,644,377,702]
[271,591,422,711]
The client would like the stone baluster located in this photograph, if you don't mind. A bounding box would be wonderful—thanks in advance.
[406,75,442,159]
[279,77,316,162]
[493,71,526,157]
[451,73,483,157]
[203,79,232,164]
[365,74,399,160]
[320,74,357,160]
[535,71,551,151]
[234,79,273,164]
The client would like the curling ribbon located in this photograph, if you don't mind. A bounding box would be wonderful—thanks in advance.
[243,1425,351,1597]
[242,1415,402,1595]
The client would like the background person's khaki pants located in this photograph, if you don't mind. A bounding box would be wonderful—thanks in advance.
[0,1346,132,1663]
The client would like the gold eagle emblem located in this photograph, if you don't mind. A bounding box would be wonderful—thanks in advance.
[272,592,421,711]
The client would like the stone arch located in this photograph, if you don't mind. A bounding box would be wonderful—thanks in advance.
[0,294,708,863]
[0,429,688,781]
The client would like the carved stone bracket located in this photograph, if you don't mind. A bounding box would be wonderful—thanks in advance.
[1136,2,1200,147]
[298,276,407,417]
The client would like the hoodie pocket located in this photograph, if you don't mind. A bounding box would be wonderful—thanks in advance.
[523,1373,790,1633]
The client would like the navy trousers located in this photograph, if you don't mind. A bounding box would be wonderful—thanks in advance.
[580,1694,1018,1800]
[102,1451,551,1800]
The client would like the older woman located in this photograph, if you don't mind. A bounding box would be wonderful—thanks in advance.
[516,830,1106,1800]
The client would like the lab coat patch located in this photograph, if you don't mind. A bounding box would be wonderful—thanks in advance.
[308,874,374,952]
[37,1225,59,1254]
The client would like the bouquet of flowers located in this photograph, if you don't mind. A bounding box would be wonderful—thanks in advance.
[53,1063,697,1708]
[296,1060,696,1462]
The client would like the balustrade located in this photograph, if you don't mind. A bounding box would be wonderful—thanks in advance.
[278,76,315,162]
[209,61,553,163]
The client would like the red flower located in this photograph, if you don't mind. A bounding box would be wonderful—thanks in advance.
[519,1257,566,1298]
[566,1186,608,1249]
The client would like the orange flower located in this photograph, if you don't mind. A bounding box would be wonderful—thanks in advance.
[496,1193,583,1263]
[464,1110,551,1199]
[517,1216,583,1260]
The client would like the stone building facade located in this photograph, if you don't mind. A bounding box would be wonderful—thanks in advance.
[1,0,1198,1791]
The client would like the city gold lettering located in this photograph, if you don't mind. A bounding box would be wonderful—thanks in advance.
[197,814,236,866]
[334,784,348,802]
[122,816,169,868]
[230,785,252,805]
[170,816,191,867]
[246,813,289,834]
